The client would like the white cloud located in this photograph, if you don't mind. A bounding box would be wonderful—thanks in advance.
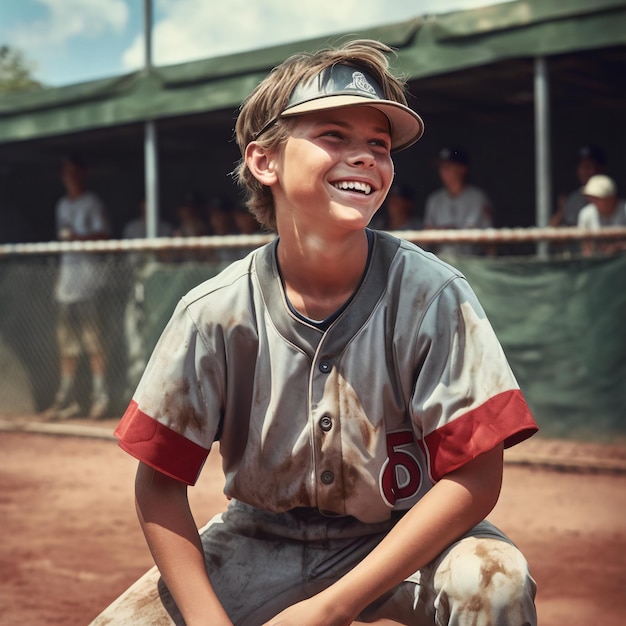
[10,0,129,51]
[122,0,421,70]
[1,0,513,85]
[123,0,513,71]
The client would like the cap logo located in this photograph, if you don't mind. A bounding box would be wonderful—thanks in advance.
[345,71,377,96]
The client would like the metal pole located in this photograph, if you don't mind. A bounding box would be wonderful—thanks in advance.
[143,0,158,239]
[534,56,551,258]
[144,121,159,239]
[143,0,152,70]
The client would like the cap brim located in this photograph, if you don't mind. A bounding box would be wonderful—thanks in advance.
[280,95,424,152]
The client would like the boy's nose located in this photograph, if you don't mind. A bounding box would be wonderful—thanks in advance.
[348,145,377,168]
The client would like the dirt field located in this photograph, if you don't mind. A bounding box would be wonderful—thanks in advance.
[1,418,625,626]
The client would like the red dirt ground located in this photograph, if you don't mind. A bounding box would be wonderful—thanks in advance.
[1,421,625,625]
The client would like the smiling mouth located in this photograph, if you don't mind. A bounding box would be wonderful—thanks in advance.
[333,181,373,195]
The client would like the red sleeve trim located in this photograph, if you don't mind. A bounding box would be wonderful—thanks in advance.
[114,400,210,486]
[423,389,538,482]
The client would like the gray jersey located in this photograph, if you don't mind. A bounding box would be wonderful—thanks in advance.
[116,230,536,523]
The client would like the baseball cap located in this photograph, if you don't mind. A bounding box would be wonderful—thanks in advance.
[583,174,617,198]
[254,64,424,152]
[437,146,469,165]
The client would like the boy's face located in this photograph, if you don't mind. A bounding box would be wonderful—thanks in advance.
[268,106,394,233]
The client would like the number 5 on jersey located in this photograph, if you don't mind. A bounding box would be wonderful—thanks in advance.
[380,430,423,506]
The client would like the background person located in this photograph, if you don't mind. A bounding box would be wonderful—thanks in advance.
[423,146,494,256]
[205,196,241,263]
[173,190,210,238]
[578,174,626,256]
[551,144,606,228]
[232,201,262,236]
[172,190,209,260]
[43,155,111,420]
[122,197,174,240]
[550,144,607,256]
[374,182,422,231]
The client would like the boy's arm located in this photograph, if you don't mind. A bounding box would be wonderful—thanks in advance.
[135,462,233,626]
[263,443,504,626]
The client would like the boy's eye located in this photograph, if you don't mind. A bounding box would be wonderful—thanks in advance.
[370,138,391,150]
[317,127,390,151]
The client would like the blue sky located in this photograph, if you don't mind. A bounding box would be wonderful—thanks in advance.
[0,0,511,87]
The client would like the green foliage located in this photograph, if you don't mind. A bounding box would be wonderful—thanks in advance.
[0,45,44,94]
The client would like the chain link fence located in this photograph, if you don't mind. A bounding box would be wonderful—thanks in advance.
[1,229,625,436]
[0,242,260,418]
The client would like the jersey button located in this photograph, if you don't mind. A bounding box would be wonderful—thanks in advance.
[319,415,333,431]
[320,471,334,485]
[319,360,331,374]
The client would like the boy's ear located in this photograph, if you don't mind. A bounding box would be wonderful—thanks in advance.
[245,142,278,187]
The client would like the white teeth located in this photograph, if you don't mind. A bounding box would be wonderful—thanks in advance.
[334,181,372,195]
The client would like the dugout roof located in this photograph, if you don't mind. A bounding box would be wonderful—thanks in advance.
[1,0,624,143]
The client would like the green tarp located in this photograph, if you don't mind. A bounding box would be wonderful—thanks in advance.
[452,254,626,439]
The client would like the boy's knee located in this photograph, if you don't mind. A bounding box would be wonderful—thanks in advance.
[434,537,536,625]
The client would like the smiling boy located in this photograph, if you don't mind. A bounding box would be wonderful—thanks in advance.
[114,40,538,626]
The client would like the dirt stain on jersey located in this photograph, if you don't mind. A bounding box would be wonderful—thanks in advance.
[336,373,379,454]
[162,378,206,435]
[232,452,313,512]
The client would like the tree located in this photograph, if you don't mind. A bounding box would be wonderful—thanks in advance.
[0,45,44,94]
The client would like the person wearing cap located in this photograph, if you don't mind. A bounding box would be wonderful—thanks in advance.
[112,40,537,626]
[423,147,494,256]
[550,144,607,229]
[577,174,626,256]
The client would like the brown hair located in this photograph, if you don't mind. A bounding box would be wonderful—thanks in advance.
[234,39,411,232]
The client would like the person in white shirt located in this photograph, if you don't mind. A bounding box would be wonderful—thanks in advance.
[43,156,111,420]
[424,147,493,256]
[551,144,606,228]
[577,174,626,256]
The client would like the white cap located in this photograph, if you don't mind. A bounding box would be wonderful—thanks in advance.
[583,174,617,198]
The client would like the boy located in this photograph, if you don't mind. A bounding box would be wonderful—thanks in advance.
[114,39,538,625]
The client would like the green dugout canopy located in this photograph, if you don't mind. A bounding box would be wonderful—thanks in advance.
[1,0,624,142]
[0,0,625,242]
